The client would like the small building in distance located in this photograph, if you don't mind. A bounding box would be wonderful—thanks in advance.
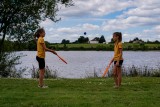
[89,37,99,44]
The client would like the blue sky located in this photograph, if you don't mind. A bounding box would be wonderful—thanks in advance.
[40,0,160,43]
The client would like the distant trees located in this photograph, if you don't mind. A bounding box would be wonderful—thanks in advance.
[71,35,106,44]
[99,35,106,43]
[73,36,89,43]
[147,40,159,44]
[61,39,70,44]
[129,37,144,43]
[129,37,160,44]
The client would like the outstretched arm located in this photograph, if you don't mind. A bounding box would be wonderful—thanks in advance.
[41,43,57,55]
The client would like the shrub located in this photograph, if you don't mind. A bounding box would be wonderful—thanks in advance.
[0,52,24,78]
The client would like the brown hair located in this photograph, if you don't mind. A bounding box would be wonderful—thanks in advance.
[113,32,122,42]
[34,28,45,38]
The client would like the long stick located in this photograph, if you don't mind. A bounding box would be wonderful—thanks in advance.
[102,64,110,77]
[57,54,67,64]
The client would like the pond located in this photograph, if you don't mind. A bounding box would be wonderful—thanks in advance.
[16,51,160,78]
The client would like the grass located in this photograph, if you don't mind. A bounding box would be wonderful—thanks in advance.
[50,43,160,51]
[0,77,160,107]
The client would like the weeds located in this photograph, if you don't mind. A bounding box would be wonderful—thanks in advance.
[31,65,58,78]
[0,52,25,78]
[87,64,160,78]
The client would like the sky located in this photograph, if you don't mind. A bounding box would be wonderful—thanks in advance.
[40,0,160,43]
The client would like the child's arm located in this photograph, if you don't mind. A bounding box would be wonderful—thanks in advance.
[41,43,57,55]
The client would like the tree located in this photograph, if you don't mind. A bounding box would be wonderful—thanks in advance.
[61,39,70,44]
[0,0,72,77]
[99,35,106,43]
[154,40,159,43]
[8,23,37,50]
[77,36,89,43]
[110,38,114,43]
[0,0,72,51]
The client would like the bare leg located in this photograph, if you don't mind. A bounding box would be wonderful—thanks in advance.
[39,68,45,87]
[117,66,122,87]
[113,65,118,86]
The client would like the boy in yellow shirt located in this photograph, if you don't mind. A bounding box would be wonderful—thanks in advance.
[34,28,57,88]
[108,32,123,88]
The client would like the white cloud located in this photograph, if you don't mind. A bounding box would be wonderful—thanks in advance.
[102,0,160,31]
[102,16,160,31]
[40,18,55,28]
[57,27,80,34]
[123,33,142,41]
[122,25,160,42]
[143,25,160,40]
[58,0,133,18]
[40,0,160,43]
[82,23,99,30]
[41,23,101,42]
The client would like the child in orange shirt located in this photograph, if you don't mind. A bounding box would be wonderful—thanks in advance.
[34,28,57,88]
[108,32,123,88]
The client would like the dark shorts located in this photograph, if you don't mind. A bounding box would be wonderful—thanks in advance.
[36,56,45,69]
[114,60,123,67]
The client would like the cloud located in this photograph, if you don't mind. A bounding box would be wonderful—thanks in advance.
[82,23,99,30]
[102,16,160,31]
[123,25,160,42]
[102,0,160,31]
[40,18,55,28]
[123,33,142,41]
[57,27,80,34]
[58,0,133,18]
[41,23,101,43]
[143,25,160,40]
[40,0,160,43]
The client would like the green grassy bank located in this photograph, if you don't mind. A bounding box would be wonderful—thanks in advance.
[0,77,160,107]
[50,43,160,51]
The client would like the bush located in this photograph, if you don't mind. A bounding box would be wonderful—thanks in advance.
[0,52,24,78]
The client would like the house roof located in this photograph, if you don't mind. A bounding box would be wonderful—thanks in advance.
[91,37,99,41]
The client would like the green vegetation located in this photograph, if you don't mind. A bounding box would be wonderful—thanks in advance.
[0,0,72,78]
[0,77,160,107]
[0,0,72,51]
[50,43,160,51]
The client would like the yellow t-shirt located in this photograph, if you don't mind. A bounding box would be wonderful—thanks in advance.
[114,42,123,61]
[37,37,45,58]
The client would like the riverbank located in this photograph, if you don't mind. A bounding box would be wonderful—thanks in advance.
[0,77,160,107]
[50,43,160,51]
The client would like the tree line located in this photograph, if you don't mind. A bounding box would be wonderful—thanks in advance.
[61,35,106,44]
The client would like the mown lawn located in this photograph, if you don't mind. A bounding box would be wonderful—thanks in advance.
[0,77,160,107]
